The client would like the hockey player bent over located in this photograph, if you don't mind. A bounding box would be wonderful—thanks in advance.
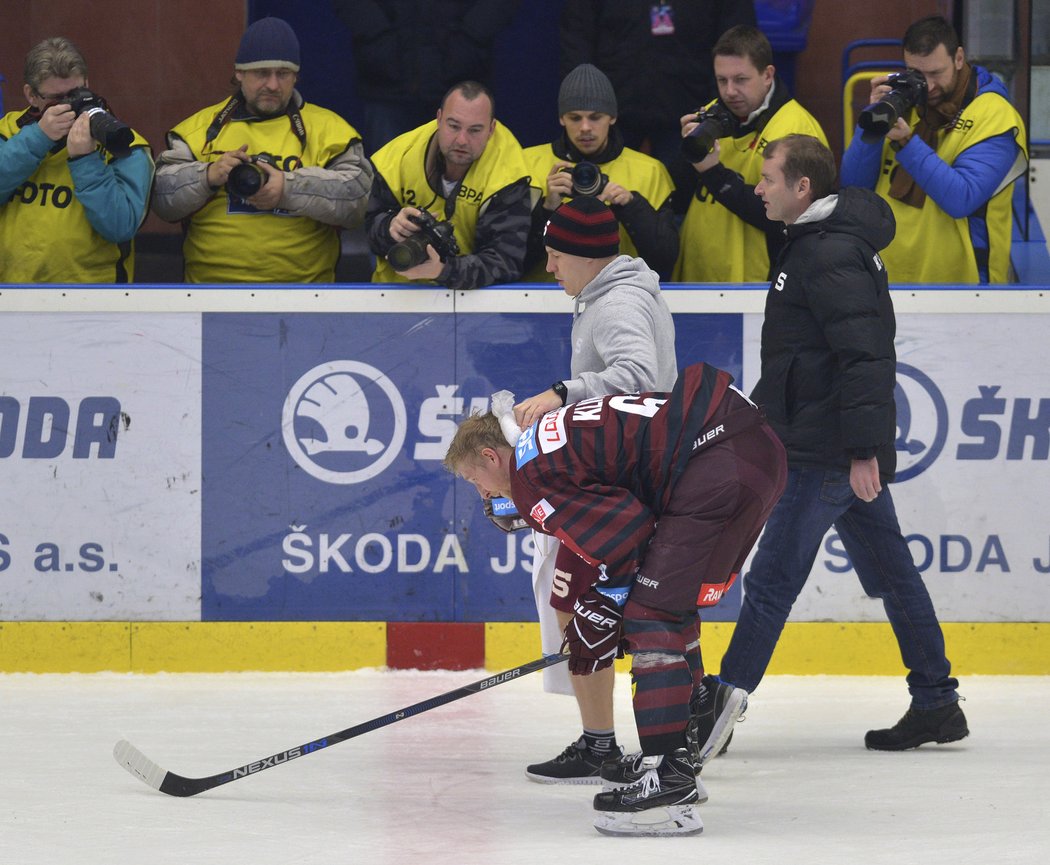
[444,364,787,836]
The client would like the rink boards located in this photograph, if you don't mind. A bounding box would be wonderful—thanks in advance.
[0,284,1047,671]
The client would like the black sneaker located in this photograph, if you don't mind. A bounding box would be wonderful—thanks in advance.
[593,749,703,836]
[600,751,709,803]
[525,737,620,784]
[865,701,970,751]
[686,675,748,767]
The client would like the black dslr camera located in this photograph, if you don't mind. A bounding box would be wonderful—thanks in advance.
[386,210,460,272]
[680,102,735,163]
[858,69,928,141]
[560,161,609,197]
[226,154,277,198]
[63,87,133,158]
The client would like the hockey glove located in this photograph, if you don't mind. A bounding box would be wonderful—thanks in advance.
[483,496,529,533]
[562,589,623,675]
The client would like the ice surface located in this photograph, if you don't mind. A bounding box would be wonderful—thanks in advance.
[1,671,1047,864]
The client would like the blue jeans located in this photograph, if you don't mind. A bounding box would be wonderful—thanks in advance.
[720,467,959,709]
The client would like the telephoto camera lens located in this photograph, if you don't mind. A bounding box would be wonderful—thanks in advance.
[84,111,133,158]
[227,163,267,198]
[387,235,432,272]
[226,155,276,199]
[858,102,901,140]
[858,70,928,142]
[680,103,733,164]
[65,87,133,158]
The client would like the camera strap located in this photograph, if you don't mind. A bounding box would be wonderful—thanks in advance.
[889,64,975,209]
[15,106,44,129]
[204,93,307,151]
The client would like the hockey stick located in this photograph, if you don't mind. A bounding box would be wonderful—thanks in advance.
[113,652,568,798]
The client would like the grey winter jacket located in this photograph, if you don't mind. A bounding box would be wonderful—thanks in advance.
[152,91,373,230]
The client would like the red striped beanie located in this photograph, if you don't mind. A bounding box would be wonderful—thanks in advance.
[542,196,620,258]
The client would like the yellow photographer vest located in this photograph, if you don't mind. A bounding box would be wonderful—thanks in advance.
[0,112,149,283]
[873,93,1026,284]
[370,120,530,284]
[171,99,360,283]
[674,99,826,283]
[521,143,674,281]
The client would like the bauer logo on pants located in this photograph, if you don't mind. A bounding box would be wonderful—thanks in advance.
[281,360,407,485]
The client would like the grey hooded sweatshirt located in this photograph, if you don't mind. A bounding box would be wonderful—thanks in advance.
[564,254,678,404]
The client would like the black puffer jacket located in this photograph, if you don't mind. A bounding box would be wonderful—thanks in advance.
[752,186,899,479]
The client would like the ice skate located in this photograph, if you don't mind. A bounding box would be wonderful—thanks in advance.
[592,749,703,837]
[599,750,709,803]
[687,675,747,766]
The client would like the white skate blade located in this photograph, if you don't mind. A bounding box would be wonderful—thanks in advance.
[593,804,704,837]
[698,688,748,767]
[602,775,709,805]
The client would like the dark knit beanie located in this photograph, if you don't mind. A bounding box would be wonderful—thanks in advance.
[543,196,620,258]
[558,63,618,117]
[235,17,301,72]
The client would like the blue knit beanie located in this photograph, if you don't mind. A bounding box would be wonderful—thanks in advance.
[235,17,301,72]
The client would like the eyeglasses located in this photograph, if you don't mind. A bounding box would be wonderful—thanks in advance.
[242,68,297,82]
[33,85,83,103]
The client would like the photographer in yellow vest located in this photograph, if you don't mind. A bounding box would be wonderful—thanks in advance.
[841,15,1027,284]
[152,17,373,283]
[673,25,826,283]
[0,37,153,283]
[522,64,678,280]
[365,81,533,290]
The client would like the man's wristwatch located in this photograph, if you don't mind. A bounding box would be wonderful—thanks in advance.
[551,381,568,405]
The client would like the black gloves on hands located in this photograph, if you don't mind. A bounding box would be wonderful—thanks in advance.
[563,589,623,675]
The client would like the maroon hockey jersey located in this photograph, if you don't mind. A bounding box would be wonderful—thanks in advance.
[510,362,736,605]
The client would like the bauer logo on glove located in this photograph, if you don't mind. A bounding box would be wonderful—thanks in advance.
[563,589,624,675]
[483,496,529,533]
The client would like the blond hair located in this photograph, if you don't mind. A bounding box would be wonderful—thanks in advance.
[442,411,508,474]
[24,37,88,91]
